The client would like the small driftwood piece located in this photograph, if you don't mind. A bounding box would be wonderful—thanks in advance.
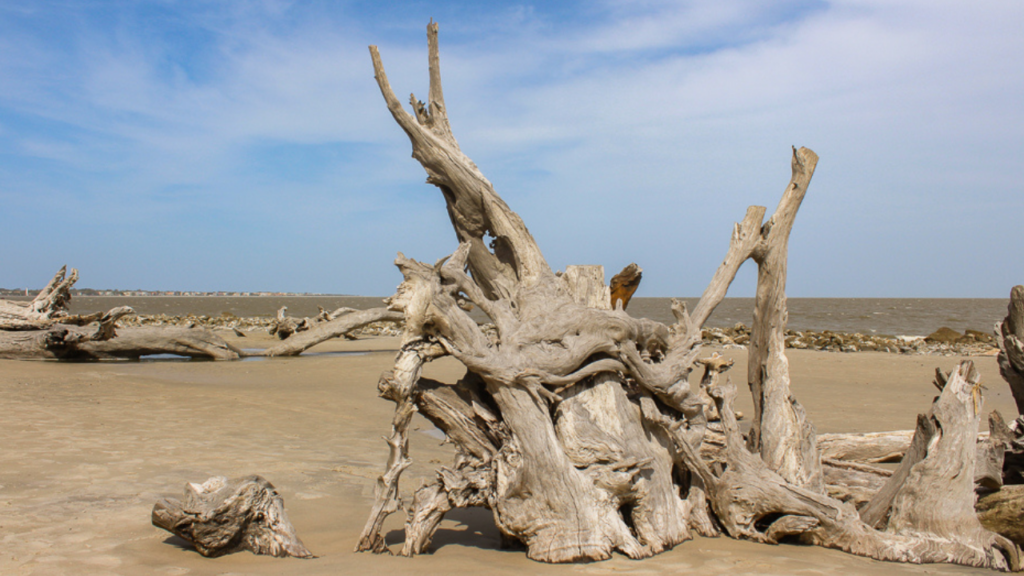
[609,263,642,310]
[260,307,402,357]
[153,475,313,558]
[268,306,308,340]
[356,21,1016,570]
[817,430,915,463]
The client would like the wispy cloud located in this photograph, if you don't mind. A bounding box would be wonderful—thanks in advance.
[0,0,1020,296]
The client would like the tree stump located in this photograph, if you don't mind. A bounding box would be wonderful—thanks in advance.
[152,475,313,558]
[354,21,1019,570]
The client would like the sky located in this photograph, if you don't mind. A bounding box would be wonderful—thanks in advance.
[0,0,1021,297]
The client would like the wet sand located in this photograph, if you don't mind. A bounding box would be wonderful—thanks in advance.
[0,333,1016,576]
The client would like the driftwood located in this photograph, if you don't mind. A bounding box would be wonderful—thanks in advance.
[355,22,1017,570]
[0,267,401,360]
[267,305,358,339]
[609,263,642,310]
[0,324,243,360]
[260,307,403,356]
[998,286,1024,415]
[0,266,78,329]
[818,430,914,463]
[0,266,242,361]
[980,485,1024,549]
[269,306,308,339]
[152,475,313,558]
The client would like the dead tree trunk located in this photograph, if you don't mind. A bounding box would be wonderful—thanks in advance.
[746,149,824,491]
[0,266,78,329]
[357,22,1015,570]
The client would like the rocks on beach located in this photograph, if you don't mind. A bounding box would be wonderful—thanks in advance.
[117,313,996,356]
[703,322,996,356]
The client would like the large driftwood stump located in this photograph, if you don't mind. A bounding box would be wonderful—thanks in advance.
[152,475,313,558]
[355,22,1018,570]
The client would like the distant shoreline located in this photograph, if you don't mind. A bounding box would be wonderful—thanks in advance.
[2,294,1009,337]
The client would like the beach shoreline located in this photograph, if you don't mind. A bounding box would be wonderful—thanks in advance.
[1,331,1018,575]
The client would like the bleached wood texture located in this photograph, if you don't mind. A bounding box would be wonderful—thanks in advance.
[818,430,914,463]
[0,266,78,329]
[260,308,402,357]
[0,324,242,360]
[152,475,313,558]
[357,21,1016,570]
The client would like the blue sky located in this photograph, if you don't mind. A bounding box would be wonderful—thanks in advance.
[0,0,1021,297]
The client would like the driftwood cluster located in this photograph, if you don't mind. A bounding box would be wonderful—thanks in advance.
[354,23,1023,571]
[0,268,400,360]
[0,267,242,360]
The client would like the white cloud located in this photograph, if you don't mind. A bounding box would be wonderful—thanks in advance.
[0,0,1021,295]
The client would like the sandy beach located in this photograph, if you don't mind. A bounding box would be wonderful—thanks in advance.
[1,332,1017,576]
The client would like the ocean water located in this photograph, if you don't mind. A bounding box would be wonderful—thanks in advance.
[56,295,1009,337]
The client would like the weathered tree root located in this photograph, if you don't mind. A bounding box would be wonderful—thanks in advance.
[652,365,1018,571]
[152,475,313,558]
[357,21,1018,571]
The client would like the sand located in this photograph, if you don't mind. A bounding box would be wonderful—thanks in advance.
[1,332,1016,576]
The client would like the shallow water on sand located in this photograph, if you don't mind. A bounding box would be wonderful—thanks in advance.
[58,295,1007,337]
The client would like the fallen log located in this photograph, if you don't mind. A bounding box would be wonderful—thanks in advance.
[260,307,403,357]
[0,323,242,360]
[0,267,242,361]
[152,475,313,558]
[817,430,914,463]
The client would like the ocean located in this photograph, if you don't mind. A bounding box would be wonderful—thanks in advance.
[54,295,1009,338]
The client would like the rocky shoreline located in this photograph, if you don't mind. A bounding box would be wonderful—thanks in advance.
[117,313,998,356]
[703,322,998,356]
